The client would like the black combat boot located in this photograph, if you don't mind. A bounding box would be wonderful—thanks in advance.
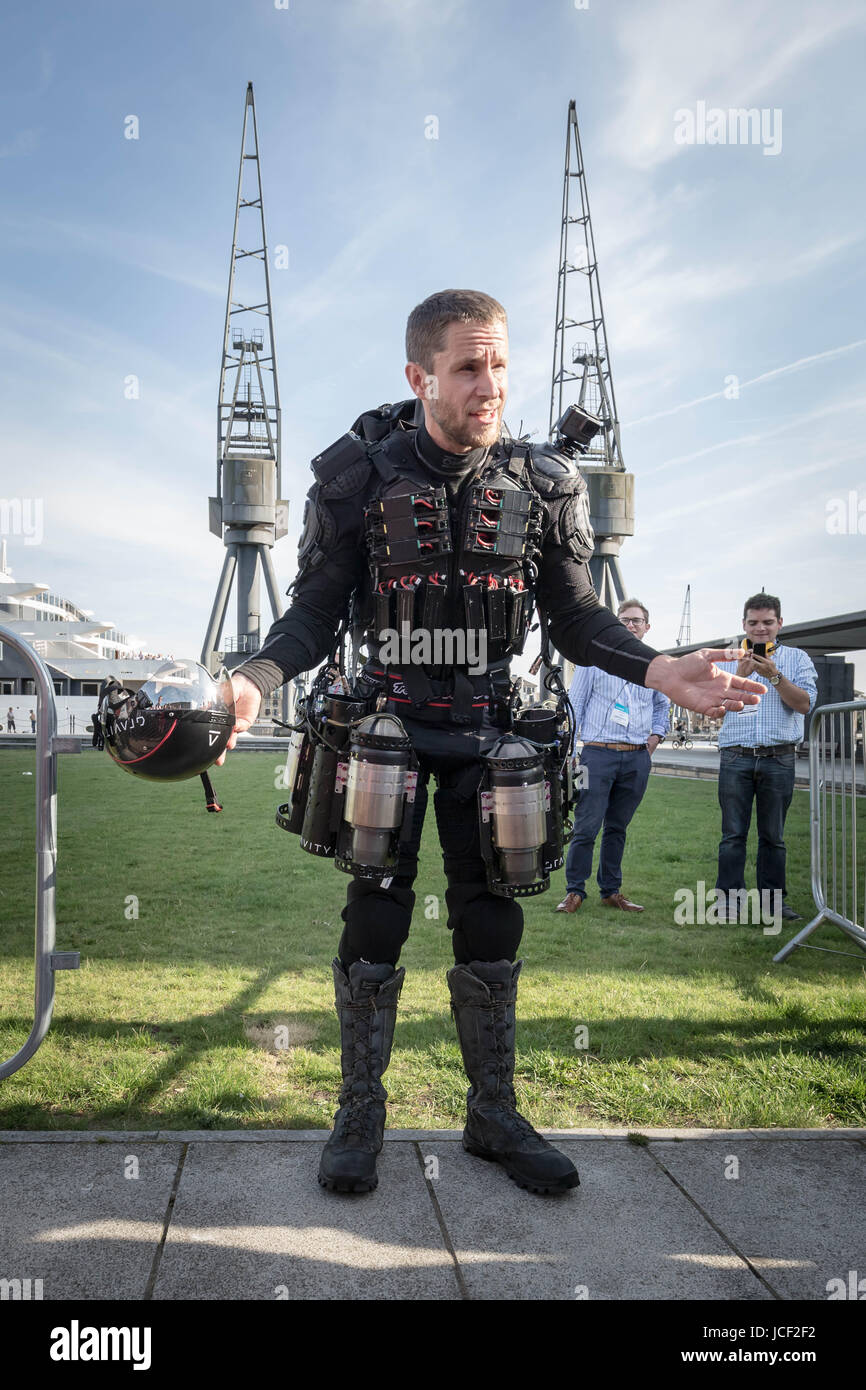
[447,959,579,1195]
[318,958,405,1194]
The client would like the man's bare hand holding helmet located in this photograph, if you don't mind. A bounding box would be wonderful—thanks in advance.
[215,671,263,764]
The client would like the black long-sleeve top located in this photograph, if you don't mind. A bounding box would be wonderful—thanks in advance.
[237,423,660,698]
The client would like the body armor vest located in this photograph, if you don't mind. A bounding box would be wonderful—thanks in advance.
[357,430,545,673]
[305,405,592,722]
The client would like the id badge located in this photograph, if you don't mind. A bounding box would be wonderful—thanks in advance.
[611,700,629,728]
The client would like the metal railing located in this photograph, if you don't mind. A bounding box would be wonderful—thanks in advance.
[774,699,866,963]
[221,635,260,654]
[0,624,81,1079]
[0,714,83,737]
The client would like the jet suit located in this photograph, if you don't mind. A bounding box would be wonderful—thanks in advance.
[237,400,662,1194]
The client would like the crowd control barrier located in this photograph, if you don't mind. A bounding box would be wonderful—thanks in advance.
[774,699,866,963]
[0,625,81,1079]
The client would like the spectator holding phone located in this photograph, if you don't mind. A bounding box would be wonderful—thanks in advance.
[713,593,817,922]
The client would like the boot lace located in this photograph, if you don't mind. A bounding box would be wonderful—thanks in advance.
[333,1094,384,1147]
[333,993,386,1147]
[477,996,548,1147]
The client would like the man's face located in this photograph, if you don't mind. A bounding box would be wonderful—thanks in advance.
[743,607,782,644]
[405,318,508,453]
[618,607,650,638]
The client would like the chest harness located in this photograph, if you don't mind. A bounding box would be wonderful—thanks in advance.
[351,428,546,727]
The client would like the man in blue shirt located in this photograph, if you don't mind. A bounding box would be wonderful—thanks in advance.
[713,593,817,922]
[556,598,670,914]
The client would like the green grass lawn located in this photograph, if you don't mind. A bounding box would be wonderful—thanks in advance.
[1,747,864,1131]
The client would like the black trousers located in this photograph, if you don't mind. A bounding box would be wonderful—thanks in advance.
[338,714,524,969]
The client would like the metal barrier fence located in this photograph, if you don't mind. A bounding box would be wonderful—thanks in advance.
[0,625,80,1079]
[774,699,866,963]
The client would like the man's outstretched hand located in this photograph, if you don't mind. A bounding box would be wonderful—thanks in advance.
[215,672,263,765]
[646,650,766,718]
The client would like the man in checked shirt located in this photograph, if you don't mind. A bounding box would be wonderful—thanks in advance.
[713,592,817,923]
[556,597,670,914]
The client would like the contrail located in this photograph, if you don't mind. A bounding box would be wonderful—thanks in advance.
[625,339,866,429]
[642,397,866,477]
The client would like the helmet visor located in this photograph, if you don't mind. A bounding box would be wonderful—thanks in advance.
[136,660,236,717]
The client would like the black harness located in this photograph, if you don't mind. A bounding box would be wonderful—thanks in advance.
[347,431,545,725]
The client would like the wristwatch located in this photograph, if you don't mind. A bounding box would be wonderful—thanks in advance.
[654,735,665,744]
[768,673,782,687]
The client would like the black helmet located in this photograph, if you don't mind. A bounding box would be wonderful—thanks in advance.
[93,660,235,809]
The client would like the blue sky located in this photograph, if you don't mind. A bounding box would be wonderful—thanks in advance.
[1,0,864,685]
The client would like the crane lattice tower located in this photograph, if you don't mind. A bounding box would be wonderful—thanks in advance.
[201,82,288,677]
[549,100,634,614]
[676,585,692,647]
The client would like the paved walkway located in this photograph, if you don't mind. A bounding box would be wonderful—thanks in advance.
[1,1128,863,1301]
[651,743,811,788]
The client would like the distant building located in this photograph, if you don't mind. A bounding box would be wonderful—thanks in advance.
[0,546,165,720]
[513,675,539,705]
[0,545,288,734]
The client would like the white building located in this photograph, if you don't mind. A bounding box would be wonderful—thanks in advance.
[0,543,173,732]
[0,543,291,735]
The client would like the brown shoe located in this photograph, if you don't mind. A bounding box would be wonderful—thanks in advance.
[601,892,644,912]
[555,892,584,913]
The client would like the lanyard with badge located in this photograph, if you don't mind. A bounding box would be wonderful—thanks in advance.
[609,681,630,729]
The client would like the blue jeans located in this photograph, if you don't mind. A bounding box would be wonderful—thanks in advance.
[715,748,796,897]
[564,745,652,899]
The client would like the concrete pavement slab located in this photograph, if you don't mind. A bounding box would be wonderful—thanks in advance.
[2,1131,861,1302]
[650,1139,866,1301]
[0,1140,182,1300]
[745,1128,866,1140]
[151,1139,461,1301]
[430,1138,772,1301]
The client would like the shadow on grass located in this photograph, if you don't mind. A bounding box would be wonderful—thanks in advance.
[1,963,863,1131]
[0,968,330,1130]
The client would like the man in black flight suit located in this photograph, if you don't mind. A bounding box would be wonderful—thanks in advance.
[220,289,763,1197]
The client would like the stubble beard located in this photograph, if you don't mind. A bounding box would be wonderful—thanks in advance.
[429,397,502,452]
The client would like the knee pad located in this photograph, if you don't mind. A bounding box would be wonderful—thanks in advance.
[449,883,523,965]
[338,878,415,969]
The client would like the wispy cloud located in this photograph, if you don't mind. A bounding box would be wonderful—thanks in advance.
[604,232,860,363]
[641,394,866,478]
[627,339,866,428]
[639,443,864,533]
[606,0,866,171]
[0,213,224,296]
[281,197,419,331]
